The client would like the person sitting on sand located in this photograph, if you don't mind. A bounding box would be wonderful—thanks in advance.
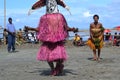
[86,14,104,61]
[73,33,81,46]
[17,28,25,45]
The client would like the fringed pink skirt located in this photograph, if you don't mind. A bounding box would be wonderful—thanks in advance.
[37,41,67,62]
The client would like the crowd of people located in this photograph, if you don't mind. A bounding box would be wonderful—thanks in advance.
[2,26,38,46]
[2,25,120,48]
[104,32,120,46]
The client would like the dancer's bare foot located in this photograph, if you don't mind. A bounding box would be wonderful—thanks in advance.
[50,69,57,76]
[97,57,101,61]
[92,57,98,61]
[59,64,64,74]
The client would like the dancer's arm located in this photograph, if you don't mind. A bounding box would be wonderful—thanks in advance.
[24,26,39,32]
[100,24,105,35]
[67,26,78,33]
[90,24,93,39]
[99,24,105,41]
[4,28,16,36]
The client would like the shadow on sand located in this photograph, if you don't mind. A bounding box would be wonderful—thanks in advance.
[28,68,78,76]
[87,57,115,63]
[87,57,103,61]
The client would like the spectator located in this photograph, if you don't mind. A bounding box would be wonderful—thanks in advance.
[109,33,112,41]
[116,33,120,46]
[113,32,118,46]
[73,33,81,46]
[104,32,110,42]
[5,17,16,53]
[86,14,104,61]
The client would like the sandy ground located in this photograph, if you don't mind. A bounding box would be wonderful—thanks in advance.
[0,43,120,80]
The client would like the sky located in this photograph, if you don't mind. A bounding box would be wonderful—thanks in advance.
[0,0,120,30]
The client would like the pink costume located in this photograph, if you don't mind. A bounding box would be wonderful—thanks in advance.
[30,0,69,62]
[37,13,68,61]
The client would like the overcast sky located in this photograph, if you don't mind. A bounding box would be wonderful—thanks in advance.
[0,0,120,30]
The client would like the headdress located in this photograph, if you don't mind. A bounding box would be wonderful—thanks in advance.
[28,0,71,15]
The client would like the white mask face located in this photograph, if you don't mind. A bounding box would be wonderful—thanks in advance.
[46,0,58,13]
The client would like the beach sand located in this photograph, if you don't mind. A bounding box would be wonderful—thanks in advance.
[0,43,120,80]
